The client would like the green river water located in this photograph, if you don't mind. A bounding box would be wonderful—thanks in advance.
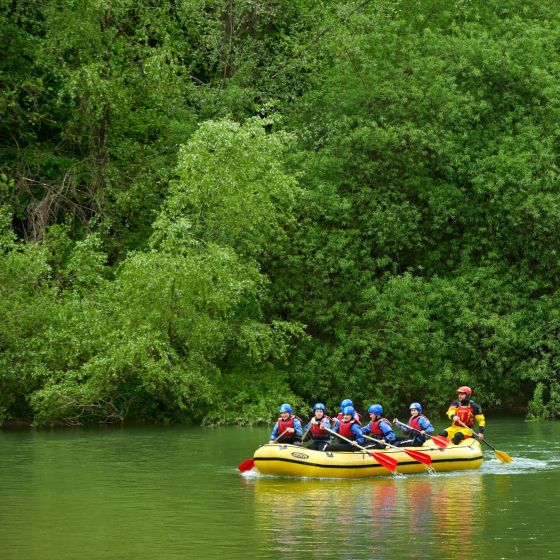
[1,417,558,560]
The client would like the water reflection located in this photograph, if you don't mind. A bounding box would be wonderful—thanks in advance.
[248,474,484,560]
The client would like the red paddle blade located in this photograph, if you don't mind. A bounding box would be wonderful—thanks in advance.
[371,452,398,472]
[404,449,432,465]
[430,435,450,448]
[238,458,255,472]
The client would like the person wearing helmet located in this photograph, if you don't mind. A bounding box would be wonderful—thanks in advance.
[439,386,485,445]
[303,403,332,451]
[361,404,396,448]
[326,406,365,451]
[336,399,362,425]
[393,402,434,447]
[269,403,303,445]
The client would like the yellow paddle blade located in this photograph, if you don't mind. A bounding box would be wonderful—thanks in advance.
[495,450,513,464]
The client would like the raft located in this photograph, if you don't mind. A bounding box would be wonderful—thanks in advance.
[253,439,483,478]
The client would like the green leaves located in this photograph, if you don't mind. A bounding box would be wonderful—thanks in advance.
[4,1,560,424]
[152,118,298,259]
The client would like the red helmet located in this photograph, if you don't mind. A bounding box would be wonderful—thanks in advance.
[457,386,472,396]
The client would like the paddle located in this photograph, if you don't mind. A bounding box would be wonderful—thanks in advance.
[324,427,398,473]
[455,419,513,464]
[393,420,449,448]
[362,434,432,465]
[237,429,291,472]
[301,420,314,442]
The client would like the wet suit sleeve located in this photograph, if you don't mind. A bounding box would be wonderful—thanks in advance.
[471,402,485,432]
[270,421,279,441]
[419,416,435,434]
[380,421,396,443]
[447,402,459,420]
[351,423,365,444]
[293,418,303,437]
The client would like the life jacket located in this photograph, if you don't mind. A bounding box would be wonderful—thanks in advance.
[337,411,362,426]
[369,417,391,436]
[277,415,302,437]
[408,415,424,432]
[453,404,475,428]
[310,416,332,439]
[338,419,357,439]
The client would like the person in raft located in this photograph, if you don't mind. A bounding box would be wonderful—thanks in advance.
[269,403,303,445]
[336,399,362,424]
[361,404,397,449]
[439,386,485,445]
[327,406,365,451]
[392,402,435,447]
[303,403,332,451]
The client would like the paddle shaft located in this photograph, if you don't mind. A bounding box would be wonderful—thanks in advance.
[394,419,426,436]
[362,433,432,465]
[455,419,495,450]
[324,426,370,453]
[301,416,326,442]
[323,427,398,471]
[272,428,291,443]
[239,428,292,471]
[362,433,400,451]
[394,420,448,447]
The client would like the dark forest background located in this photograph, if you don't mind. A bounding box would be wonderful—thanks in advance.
[2,0,560,425]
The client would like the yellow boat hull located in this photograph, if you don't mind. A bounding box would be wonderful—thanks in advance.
[253,439,483,478]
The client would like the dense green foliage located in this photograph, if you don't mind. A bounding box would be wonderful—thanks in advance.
[1,0,559,425]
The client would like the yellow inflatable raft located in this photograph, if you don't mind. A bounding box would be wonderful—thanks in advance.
[253,439,482,478]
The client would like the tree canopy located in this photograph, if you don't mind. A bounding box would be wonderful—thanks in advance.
[1,0,559,425]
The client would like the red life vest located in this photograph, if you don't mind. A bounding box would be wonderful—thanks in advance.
[310,416,332,438]
[338,420,357,439]
[368,417,391,436]
[453,404,475,428]
[277,415,302,437]
[408,415,423,431]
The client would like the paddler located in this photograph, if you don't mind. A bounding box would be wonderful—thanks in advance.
[326,406,365,451]
[361,404,396,449]
[269,403,303,445]
[303,403,332,451]
[393,402,434,446]
[439,386,485,445]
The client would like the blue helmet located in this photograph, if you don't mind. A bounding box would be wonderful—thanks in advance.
[368,404,383,416]
[342,405,355,417]
[313,403,326,411]
[279,403,293,414]
[340,399,353,411]
[409,402,422,413]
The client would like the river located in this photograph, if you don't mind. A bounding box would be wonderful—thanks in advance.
[0,417,558,559]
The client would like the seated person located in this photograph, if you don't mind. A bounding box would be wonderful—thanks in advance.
[303,403,332,451]
[362,404,396,449]
[269,403,303,444]
[439,386,485,445]
[393,402,434,446]
[326,406,365,451]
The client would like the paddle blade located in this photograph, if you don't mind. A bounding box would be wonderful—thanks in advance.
[371,452,398,472]
[404,449,432,465]
[495,450,514,464]
[430,435,450,448]
[238,458,255,472]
